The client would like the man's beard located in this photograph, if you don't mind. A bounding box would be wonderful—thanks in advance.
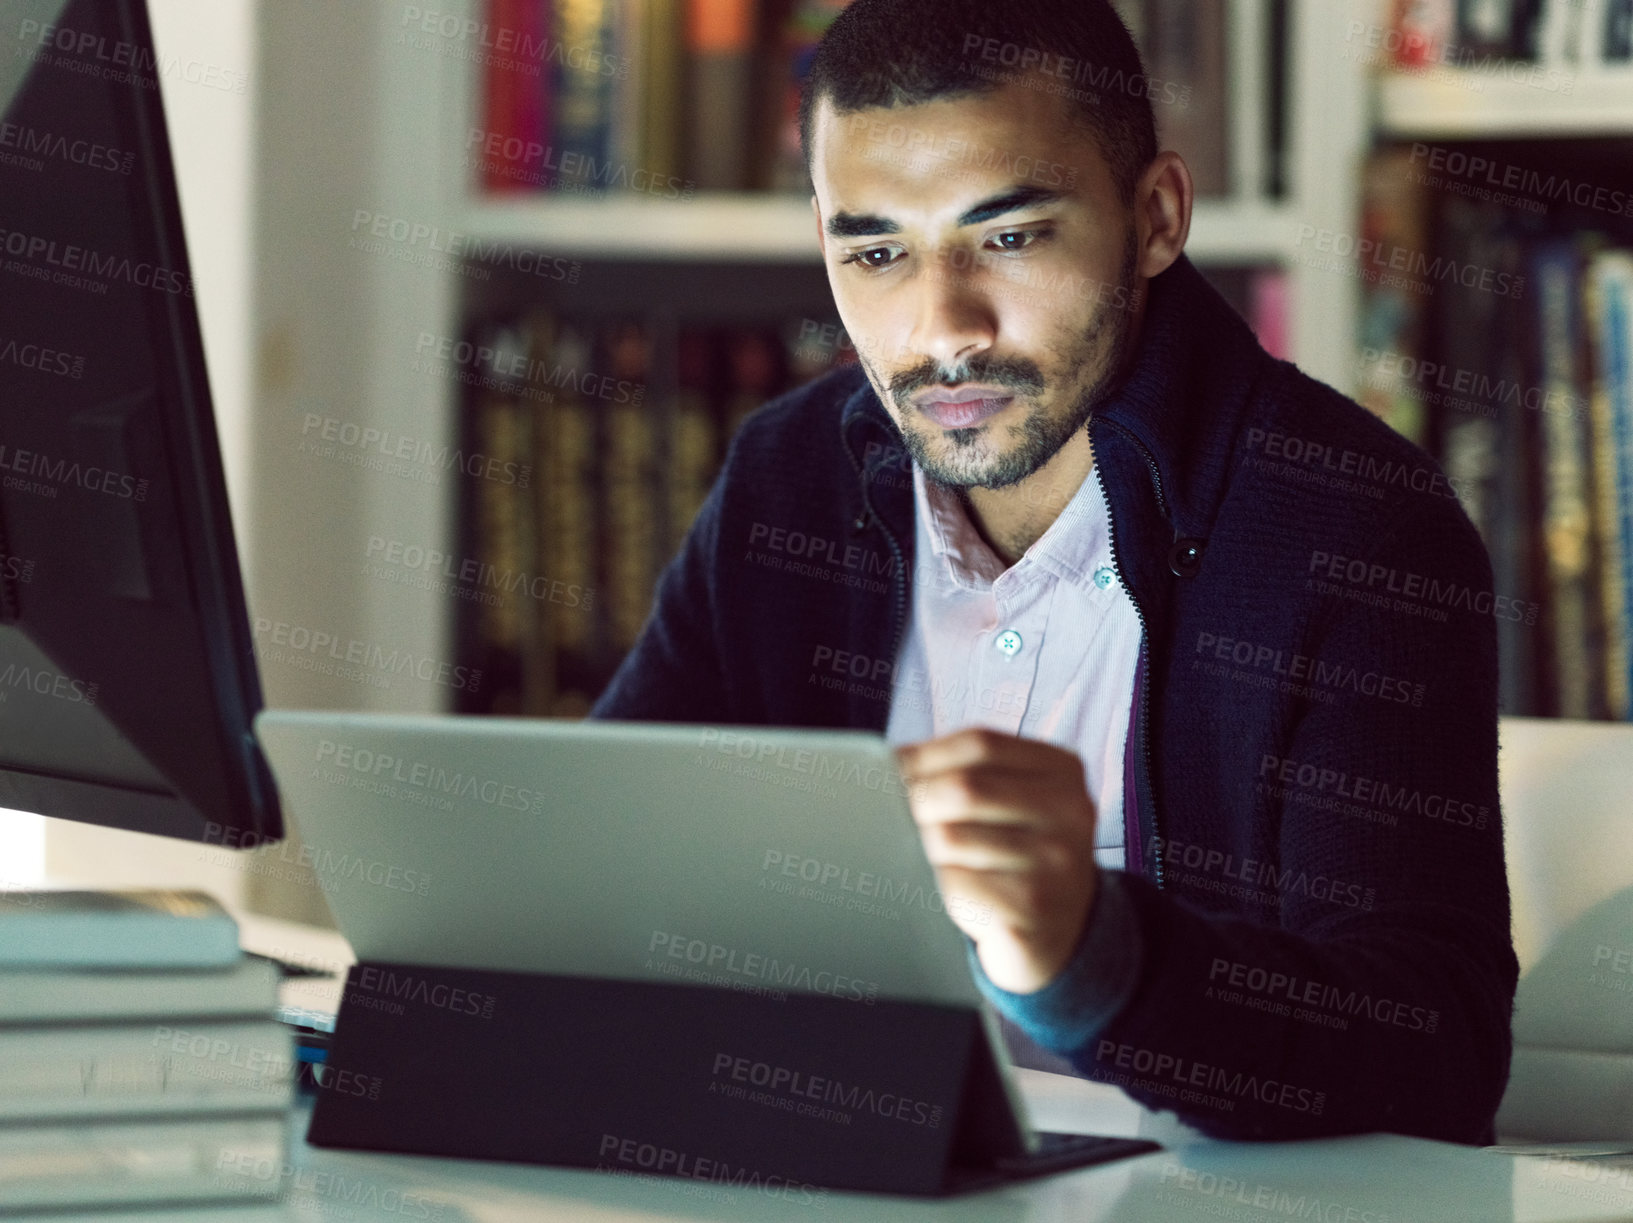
[869,231,1139,491]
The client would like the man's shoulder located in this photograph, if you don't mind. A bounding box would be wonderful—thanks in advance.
[1243,357,1479,547]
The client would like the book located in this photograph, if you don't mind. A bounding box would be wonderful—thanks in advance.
[0,891,239,969]
[1355,146,1435,445]
[609,0,646,183]
[463,323,536,715]
[1608,0,1633,58]
[1587,251,1633,718]
[603,321,661,651]
[0,1115,285,1211]
[0,1020,294,1120]
[640,0,687,188]
[1532,238,1601,718]
[1249,268,1290,361]
[1457,0,1518,54]
[669,326,721,556]
[1389,0,1457,67]
[1144,0,1229,197]
[553,0,619,192]
[769,0,850,193]
[0,957,279,1024]
[685,0,756,190]
[1437,199,1506,556]
[1486,220,1544,718]
[481,0,552,192]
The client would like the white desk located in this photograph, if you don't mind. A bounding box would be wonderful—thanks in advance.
[149,916,1628,1223]
[33,1074,1612,1223]
[254,1077,1633,1222]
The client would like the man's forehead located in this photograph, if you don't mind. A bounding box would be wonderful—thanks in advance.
[813,77,1084,158]
[810,81,1107,202]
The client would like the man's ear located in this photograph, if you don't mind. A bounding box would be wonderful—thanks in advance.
[1133,151,1193,280]
[811,194,825,258]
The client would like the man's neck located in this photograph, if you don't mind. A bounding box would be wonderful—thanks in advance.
[959,427,1098,568]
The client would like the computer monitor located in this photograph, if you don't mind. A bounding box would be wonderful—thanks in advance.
[0,0,279,844]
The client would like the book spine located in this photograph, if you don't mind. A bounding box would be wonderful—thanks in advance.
[1607,0,1633,58]
[1435,199,1506,557]
[685,0,755,190]
[1586,254,1632,719]
[1489,222,1542,716]
[1354,147,1435,445]
[1145,0,1228,197]
[602,322,660,652]
[1593,254,1633,716]
[541,321,600,710]
[471,324,536,713]
[769,0,849,193]
[553,0,618,192]
[1389,0,1457,67]
[609,0,645,186]
[1534,240,1598,718]
[669,328,720,556]
[642,0,687,186]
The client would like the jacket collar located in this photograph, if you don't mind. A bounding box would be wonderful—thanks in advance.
[839,253,1267,545]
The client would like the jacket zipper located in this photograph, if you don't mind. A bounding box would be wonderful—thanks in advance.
[1090,416,1167,889]
[844,424,910,679]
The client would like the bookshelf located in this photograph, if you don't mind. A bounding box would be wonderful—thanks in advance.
[452,0,1371,390]
[247,0,1378,732]
[1357,9,1633,722]
[1376,71,1633,138]
[431,0,1377,717]
[463,196,1327,267]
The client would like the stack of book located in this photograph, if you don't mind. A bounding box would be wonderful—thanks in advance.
[0,890,293,1213]
[477,0,841,195]
[1385,0,1633,68]
[474,0,1235,197]
[452,310,824,718]
[1356,147,1633,721]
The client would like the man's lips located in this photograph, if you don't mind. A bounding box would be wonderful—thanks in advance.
[912,386,1016,429]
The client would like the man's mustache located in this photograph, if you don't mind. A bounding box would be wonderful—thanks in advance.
[888,359,1046,401]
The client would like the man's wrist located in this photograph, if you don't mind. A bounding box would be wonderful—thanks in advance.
[966,870,1143,1054]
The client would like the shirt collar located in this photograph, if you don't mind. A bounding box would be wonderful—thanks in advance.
[914,461,1116,596]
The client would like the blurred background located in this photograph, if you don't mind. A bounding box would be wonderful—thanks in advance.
[7,0,1633,923]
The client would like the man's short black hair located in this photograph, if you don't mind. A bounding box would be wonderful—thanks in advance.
[800,0,1158,205]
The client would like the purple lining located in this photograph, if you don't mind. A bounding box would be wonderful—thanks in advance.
[1122,649,1145,877]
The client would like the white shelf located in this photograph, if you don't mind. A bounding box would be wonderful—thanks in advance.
[459,193,1303,266]
[1376,68,1633,138]
[1188,202,1307,264]
[460,193,820,262]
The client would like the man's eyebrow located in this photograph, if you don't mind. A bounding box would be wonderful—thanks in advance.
[826,212,900,238]
[956,186,1068,226]
[825,185,1069,239]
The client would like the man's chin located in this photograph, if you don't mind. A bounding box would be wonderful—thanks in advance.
[917,453,1031,491]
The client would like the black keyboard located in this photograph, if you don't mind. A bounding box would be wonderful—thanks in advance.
[994,1130,1162,1178]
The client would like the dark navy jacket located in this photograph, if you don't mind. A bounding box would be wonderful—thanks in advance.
[591,255,1518,1144]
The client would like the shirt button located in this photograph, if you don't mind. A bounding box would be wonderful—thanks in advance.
[1094,566,1117,590]
[995,629,1023,656]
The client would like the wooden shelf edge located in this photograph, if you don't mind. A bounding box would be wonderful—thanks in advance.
[1376,68,1633,138]
[456,194,1304,265]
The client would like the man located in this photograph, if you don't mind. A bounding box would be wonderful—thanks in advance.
[592,0,1516,1144]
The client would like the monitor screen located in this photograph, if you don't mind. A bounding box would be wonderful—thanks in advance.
[0,0,279,843]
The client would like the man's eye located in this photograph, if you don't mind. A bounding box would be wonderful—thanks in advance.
[988,229,1045,252]
[841,246,903,271]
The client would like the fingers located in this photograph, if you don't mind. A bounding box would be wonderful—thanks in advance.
[907,766,1054,829]
[919,819,1044,870]
[895,726,1081,780]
